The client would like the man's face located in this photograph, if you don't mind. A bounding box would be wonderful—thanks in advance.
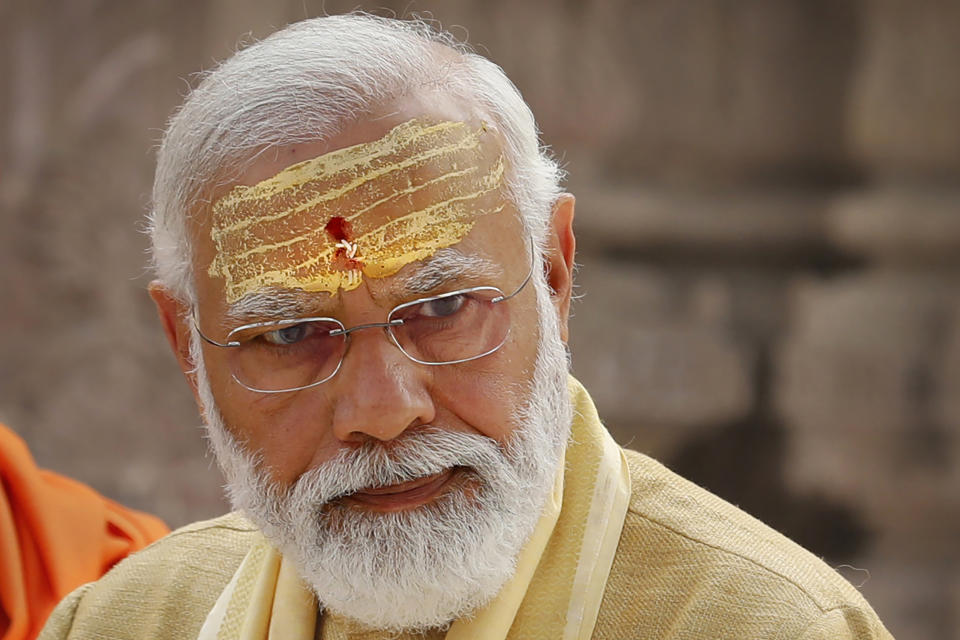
[151,95,577,630]
[190,100,543,499]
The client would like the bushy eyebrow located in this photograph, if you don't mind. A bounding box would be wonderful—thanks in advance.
[225,288,320,325]
[222,249,502,325]
[397,248,502,295]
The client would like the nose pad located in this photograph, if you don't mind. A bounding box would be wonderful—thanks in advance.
[329,326,435,443]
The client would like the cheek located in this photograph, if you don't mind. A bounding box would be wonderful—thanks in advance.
[209,377,338,487]
[434,371,518,443]
[433,322,539,444]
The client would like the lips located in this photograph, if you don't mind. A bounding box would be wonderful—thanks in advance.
[344,468,456,512]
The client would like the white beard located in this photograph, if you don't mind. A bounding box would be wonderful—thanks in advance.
[192,275,571,632]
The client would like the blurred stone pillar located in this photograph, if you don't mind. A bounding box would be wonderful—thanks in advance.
[776,3,960,637]
[567,0,860,187]
[847,0,960,180]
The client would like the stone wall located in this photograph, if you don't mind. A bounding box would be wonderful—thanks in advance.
[1,1,956,637]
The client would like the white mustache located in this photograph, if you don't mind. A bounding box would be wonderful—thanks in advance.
[292,428,506,504]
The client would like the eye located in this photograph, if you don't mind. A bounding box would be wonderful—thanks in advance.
[262,323,311,345]
[419,294,467,318]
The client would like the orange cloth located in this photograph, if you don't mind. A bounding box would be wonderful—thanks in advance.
[0,424,169,640]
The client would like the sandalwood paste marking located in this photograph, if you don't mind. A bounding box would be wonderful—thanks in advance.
[208,119,505,303]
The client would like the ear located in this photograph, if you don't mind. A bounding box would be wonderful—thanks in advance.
[148,281,200,396]
[544,193,576,343]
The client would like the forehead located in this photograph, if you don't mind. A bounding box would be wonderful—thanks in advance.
[194,101,525,315]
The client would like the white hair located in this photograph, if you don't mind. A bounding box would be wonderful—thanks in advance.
[150,12,564,304]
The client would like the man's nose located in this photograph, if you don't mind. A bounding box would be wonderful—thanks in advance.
[328,328,436,442]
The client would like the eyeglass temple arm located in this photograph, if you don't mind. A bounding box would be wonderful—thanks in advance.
[492,241,538,304]
[192,311,240,348]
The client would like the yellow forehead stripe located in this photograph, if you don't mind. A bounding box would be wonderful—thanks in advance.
[208,119,505,303]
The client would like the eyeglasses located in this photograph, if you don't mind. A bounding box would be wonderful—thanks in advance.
[194,248,536,394]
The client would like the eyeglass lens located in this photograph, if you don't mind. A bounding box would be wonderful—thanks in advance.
[225,288,512,392]
[228,318,347,392]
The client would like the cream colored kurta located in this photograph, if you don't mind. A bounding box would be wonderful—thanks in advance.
[38,385,893,639]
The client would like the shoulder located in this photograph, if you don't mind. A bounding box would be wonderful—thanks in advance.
[39,512,259,640]
[594,449,893,640]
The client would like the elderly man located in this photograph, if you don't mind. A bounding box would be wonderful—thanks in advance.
[41,13,892,640]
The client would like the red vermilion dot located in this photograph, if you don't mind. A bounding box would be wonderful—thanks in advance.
[325,216,351,241]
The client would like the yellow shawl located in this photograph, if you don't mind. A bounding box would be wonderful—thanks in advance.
[197,378,630,640]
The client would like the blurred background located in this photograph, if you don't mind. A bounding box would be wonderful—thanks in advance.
[1,1,958,637]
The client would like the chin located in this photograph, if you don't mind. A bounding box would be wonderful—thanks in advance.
[252,427,552,631]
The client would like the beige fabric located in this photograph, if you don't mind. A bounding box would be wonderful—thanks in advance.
[38,387,894,639]
[482,377,630,640]
[593,454,893,639]
[195,539,316,640]
[193,377,631,640]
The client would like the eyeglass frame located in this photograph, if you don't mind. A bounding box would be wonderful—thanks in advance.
[193,243,538,394]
